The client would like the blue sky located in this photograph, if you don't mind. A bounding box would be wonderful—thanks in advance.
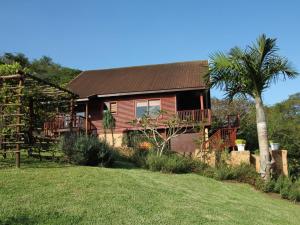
[0,0,299,105]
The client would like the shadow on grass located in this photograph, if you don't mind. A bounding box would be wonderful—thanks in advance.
[111,160,138,169]
[0,214,37,225]
[0,211,84,225]
[0,155,73,170]
[1,150,140,170]
[1,156,140,171]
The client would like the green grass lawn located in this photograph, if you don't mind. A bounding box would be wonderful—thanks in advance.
[0,158,299,225]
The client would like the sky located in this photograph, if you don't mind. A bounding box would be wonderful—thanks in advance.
[0,0,299,105]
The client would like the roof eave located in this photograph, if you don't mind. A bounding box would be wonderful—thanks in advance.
[94,87,208,98]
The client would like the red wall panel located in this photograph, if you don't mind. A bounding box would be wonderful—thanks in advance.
[87,93,176,134]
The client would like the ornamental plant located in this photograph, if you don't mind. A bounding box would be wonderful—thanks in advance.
[235,139,246,145]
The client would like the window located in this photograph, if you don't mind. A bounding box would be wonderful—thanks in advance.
[109,102,117,114]
[148,100,160,117]
[136,99,161,118]
[136,101,148,118]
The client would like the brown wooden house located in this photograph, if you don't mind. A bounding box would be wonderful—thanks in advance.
[66,60,213,152]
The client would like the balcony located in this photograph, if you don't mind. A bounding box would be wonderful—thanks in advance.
[176,109,211,124]
[43,114,97,137]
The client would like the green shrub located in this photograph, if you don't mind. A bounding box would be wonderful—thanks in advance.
[146,153,193,173]
[288,180,300,202]
[74,136,113,166]
[130,148,149,167]
[189,159,209,173]
[231,164,260,185]
[197,166,215,178]
[59,134,113,166]
[263,179,276,193]
[274,175,286,193]
[272,175,300,201]
[58,132,77,162]
[235,139,246,144]
[213,164,234,180]
[162,154,192,173]
[146,153,164,171]
[125,131,150,149]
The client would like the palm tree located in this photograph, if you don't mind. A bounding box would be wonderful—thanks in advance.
[102,110,116,146]
[207,34,298,180]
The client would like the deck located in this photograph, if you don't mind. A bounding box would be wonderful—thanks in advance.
[43,114,97,137]
[177,109,211,124]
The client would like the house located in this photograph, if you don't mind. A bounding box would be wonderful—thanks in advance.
[66,60,212,153]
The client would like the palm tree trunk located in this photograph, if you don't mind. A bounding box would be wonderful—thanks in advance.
[254,95,271,180]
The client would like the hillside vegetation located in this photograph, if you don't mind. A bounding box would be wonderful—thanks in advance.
[0,159,299,225]
[0,52,81,86]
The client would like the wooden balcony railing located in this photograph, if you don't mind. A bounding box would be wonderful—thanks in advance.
[44,114,97,137]
[176,109,211,124]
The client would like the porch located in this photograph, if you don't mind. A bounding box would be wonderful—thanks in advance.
[176,109,211,124]
[175,89,211,125]
[43,114,97,137]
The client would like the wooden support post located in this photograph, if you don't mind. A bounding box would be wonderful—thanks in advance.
[200,93,204,121]
[16,76,24,168]
[200,93,204,110]
[85,102,89,136]
[1,89,7,159]
[28,99,34,157]
[70,98,75,132]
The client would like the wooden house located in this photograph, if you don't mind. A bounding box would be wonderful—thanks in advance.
[45,60,238,154]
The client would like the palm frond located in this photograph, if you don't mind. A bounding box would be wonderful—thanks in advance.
[207,33,298,100]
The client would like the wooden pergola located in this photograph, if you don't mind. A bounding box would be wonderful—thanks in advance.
[0,73,77,168]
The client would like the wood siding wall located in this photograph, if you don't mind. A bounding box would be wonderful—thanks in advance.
[87,93,176,134]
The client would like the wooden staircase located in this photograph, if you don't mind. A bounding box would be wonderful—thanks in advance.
[205,115,240,150]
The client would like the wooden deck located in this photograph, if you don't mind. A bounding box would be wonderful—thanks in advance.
[43,114,97,137]
[176,109,211,124]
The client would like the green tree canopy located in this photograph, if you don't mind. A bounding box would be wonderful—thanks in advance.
[0,53,81,86]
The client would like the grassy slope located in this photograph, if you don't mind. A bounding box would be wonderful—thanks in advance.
[0,160,299,225]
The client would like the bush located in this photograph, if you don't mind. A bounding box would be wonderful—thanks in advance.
[268,175,300,201]
[146,153,194,173]
[288,180,300,202]
[262,179,276,193]
[124,131,151,149]
[213,164,235,180]
[231,164,260,185]
[162,154,193,173]
[59,134,113,166]
[130,148,149,167]
[58,132,77,162]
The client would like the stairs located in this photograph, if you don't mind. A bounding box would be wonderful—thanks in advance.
[205,115,240,150]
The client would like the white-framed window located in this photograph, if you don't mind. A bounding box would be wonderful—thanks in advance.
[135,99,161,118]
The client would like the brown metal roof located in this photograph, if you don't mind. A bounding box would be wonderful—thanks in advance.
[67,60,208,98]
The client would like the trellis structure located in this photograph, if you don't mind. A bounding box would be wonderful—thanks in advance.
[0,72,77,168]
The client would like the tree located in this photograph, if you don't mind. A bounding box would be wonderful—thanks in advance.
[130,110,197,156]
[0,53,81,86]
[267,93,300,179]
[0,53,30,68]
[102,110,116,146]
[207,34,298,180]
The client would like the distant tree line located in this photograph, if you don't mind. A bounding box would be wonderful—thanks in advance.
[0,52,81,87]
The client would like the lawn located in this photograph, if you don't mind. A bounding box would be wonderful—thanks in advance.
[0,158,299,225]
